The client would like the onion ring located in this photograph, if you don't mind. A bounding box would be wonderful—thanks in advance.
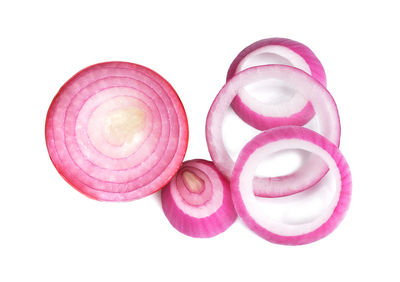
[227,38,326,130]
[206,65,340,197]
[231,126,351,245]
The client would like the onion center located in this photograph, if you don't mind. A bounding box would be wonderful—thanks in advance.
[182,171,204,193]
[103,107,146,146]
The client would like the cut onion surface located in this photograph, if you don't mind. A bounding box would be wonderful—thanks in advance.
[162,159,237,238]
[227,38,326,130]
[206,65,340,197]
[45,62,189,201]
[231,126,351,245]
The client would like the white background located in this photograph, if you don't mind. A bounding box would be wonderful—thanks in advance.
[1,0,399,281]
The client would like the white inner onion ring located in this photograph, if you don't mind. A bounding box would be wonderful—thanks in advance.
[206,65,340,197]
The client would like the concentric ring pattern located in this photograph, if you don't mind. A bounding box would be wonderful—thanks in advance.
[161,159,237,238]
[45,62,189,201]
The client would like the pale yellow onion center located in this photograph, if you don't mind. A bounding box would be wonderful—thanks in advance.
[182,171,204,193]
[103,107,146,146]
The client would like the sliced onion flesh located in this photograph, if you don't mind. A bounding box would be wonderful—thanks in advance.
[227,38,326,130]
[231,126,351,245]
[161,159,237,238]
[206,65,340,197]
[45,62,189,201]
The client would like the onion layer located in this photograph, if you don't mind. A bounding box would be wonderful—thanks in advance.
[227,38,326,130]
[206,65,340,197]
[45,62,189,201]
[161,159,237,238]
[231,126,351,245]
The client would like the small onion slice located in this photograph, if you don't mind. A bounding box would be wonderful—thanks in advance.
[231,126,351,245]
[227,38,326,130]
[45,62,189,201]
[206,65,340,197]
[161,159,237,238]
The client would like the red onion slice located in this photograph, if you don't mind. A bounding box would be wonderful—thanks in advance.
[231,126,351,245]
[45,62,189,201]
[161,159,237,238]
[227,38,326,130]
[206,65,340,197]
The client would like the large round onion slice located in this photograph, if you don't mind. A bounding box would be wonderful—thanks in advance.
[206,65,340,197]
[231,126,351,245]
[161,159,237,238]
[45,62,189,201]
[227,38,326,130]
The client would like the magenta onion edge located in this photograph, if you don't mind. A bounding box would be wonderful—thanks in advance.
[206,65,341,198]
[231,126,351,245]
[45,61,189,201]
[227,37,327,130]
[161,159,237,238]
